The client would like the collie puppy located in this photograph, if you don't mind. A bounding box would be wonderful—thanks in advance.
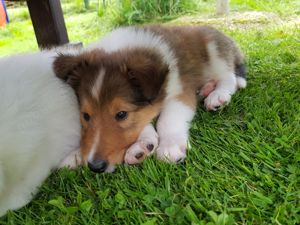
[0,49,81,216]
[54,25,246,173]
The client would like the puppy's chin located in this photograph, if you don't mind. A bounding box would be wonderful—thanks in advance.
[105,164,116,173]
[84,160,117,173]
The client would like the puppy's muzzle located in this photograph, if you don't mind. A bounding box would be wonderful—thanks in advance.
[88,159,108,173]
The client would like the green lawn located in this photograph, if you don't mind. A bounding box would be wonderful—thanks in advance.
[0,0,299,224]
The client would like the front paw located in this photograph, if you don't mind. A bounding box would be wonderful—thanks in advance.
[124,131,158,165]
[156,139,187,163]
[204,89,231,111]
[199,80,217,97]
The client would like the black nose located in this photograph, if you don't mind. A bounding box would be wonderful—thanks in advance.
[88,160,108,173]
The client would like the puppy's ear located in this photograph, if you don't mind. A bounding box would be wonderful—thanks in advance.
[53,54,89,91]
[125,51,169,104]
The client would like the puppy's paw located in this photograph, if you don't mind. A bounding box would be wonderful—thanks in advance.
[156,138,187,163]
[204,89,231,111]
[59,150,82,169]
[199,80,217,97]
[124,128,158,165]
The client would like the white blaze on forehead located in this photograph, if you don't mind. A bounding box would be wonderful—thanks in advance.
[88,27,183,99]
[91,68,105,100]
[88,131,99,162]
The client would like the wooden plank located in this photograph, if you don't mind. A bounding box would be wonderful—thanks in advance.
[26,0,69,48]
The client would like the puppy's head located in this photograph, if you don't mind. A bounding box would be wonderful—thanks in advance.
[54,49,168,172]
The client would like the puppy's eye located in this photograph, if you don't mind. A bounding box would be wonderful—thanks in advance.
[115,111,128,121]
[83,112,90,122]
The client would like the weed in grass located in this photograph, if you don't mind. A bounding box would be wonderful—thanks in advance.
[97,0,201,25]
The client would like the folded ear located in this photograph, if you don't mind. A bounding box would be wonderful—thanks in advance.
[125,50,169,105]
[53,54,89,91]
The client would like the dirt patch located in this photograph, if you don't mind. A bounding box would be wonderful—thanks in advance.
[168,11,300,30]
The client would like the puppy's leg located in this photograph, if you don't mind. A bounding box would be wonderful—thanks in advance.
[204,41,239,111]
[58,149,82,169]
[204,73,236,111]
[124,124,158,165]
[199,80,217,97]
[204,71,246,110]
[156,96,196,163]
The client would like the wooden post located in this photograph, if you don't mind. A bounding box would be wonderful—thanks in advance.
[216,0,230,15]
[26,0,69,48]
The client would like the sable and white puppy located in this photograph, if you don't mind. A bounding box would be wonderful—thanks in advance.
[0,50,82,216]
[54,25,246,173]
[0,47,159,215]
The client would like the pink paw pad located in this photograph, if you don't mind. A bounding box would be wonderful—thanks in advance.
[125,138,157,165]
[199,80,217,97]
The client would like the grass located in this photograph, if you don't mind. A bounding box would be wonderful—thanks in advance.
[0,0,299,224]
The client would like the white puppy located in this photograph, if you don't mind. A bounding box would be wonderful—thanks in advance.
[0,49,81,216]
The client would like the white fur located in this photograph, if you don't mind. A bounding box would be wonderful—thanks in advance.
[204,41,237,110]
[0,50,81,216]
[88,27,182,100]
[91,69,105,101]
[0,163,3,195]
[124,124,158,165]
[59,149,82,169]
[87,131,99,162]
[105,165,117,173]
[206,41,237,93]
[156,100,195,162]
[236,76,247,89]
